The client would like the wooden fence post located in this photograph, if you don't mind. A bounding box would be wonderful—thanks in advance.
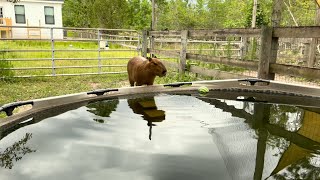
[267,0,284,80]
[307,6,320,67]
[141,30,148,58]
[308,38,317,67]
[180,30,188,74]
[258,26,273,79]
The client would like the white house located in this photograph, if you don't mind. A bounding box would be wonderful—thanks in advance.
[0,0,64,39]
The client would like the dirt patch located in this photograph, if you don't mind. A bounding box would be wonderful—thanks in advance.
[89,83,101,89]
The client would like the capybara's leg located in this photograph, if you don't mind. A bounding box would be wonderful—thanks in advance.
[129,79,134,86]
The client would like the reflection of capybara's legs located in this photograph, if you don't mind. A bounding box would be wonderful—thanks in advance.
[127,97,165,140]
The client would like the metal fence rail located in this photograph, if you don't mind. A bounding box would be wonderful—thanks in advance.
[0,26,140,78]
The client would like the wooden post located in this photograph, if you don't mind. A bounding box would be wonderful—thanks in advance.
[253,103,270,180]
[268,0,284,80]
[141,30,148,58]
[258,26,273,79]
[307,6,320,67]
[150,36,155,56]
[180,30,188,74]
[308,38,317,67]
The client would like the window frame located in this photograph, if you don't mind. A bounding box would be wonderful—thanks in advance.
[14,5,26,24]
[44,6,55,25]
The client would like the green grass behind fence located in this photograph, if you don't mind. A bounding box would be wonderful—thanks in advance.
[0,40,140,77]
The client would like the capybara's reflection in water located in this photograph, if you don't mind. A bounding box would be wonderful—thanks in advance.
[127,97,165,140]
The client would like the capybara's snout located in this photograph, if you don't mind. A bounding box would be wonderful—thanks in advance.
[162,69,167,76]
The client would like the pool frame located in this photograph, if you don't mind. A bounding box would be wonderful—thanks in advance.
[1,78,320,132]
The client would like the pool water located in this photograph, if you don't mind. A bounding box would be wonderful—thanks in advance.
[0,94,319,180]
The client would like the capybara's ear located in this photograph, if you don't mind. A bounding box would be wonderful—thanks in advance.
[147,57,152,61]
[154,55,157,58]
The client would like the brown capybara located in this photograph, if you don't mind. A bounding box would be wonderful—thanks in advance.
[127,56,167,86]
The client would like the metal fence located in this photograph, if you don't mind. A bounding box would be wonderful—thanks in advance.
[0,26,140,77]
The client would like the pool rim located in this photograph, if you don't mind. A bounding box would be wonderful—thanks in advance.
[1,78,320,131]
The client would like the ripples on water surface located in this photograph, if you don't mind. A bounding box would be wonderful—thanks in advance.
[0,94,319,180]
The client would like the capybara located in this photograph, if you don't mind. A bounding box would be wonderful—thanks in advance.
[127,56,167,86]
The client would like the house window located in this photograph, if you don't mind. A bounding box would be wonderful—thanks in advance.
[0,7,3,18]
[44,6,54,25]
[14,5,26,24]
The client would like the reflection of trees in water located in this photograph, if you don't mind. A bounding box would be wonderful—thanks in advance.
[0,133,36,169]
[269,105,303,131]
[86,99,119,119]
[265,105,303,156]
[198,96,319,179]
[266,134,290,157]
[271,157,320,180]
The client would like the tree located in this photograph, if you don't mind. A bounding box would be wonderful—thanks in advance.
[93,0,129,29]
[245,0,270,28]
[62,0,97,27]
[127,0,152,30]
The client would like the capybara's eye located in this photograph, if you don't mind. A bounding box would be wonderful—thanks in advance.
[152,62,158,66]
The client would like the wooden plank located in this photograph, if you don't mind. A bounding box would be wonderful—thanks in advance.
[141,30,148,57]
[162,60,179,70]
[188,29,261,38]
[273,27,320,38]
[150,49,180,58]
[187,53,258,70]
[149,30,181,38]
[270,63,320,80]
[308,38,317,67]
[189,66,252,79]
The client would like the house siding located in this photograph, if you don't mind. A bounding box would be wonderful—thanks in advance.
[0,0,64,39]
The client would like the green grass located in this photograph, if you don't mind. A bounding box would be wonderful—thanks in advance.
[0,69,210,106]
[0,74,126,105]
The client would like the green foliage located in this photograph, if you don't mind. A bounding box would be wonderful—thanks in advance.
[62,0,152,29]
[225,37,233,59]
[62,0,320,30]
[87,99,119,118]
[127,0,152,30]
[0,51,14,78]
[281,0,317,26]
[0,133,36,169]
[245,38,258,60]
[63,0,98,27]
[245,0,270,28]
[93,0,129,29]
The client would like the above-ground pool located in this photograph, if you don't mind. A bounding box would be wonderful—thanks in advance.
[0,79,320,180]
